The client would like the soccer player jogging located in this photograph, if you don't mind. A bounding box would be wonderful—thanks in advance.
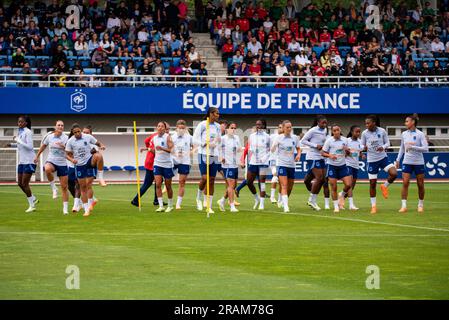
[246,119,271,210]
[153,122,175,212]
[340,125,365,211]
[361,115,397,214]
[395,113,428,213]
[269,122,283,205]
[321,125,353,213]
[172,120,193,210]
[7,115,38,213]
[217,122,242,213]
[271,120,301,213]
[82,126,103,212]
[67,126,82,212]
[300,115,328,211]
[192,107,221,215]
[34,120,70,214]
[65,124,106,217]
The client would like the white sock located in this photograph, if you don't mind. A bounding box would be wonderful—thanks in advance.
[270,189,276,198]
[230,202,236,209]
[176,196,183,207]
[63,201,68,211]
[260,197,265,207]
[253,193,260,201]
[282,195,289,208]
[383,181,390,188]
[324,197,330,207]
[219,197,225,204]
[88,198,93,206]
[27,196,34,207]
[308,193,313,202]
[158,197,164,208]
[278,193,282,202]
[348,197,354,207]
[97,170,104,180]
[418,199,424,208]
[83,203,89,212]
[333,200,339,210]
[196,189,202,200]
[370,197,376,207]
[167,198,173,207]
[311,194,318,203]
[401,199,407,208]
[50,180,57,191]
[75,198,81,207]
[208,195,213,207]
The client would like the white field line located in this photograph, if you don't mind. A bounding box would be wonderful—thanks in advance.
[1,189,449,233]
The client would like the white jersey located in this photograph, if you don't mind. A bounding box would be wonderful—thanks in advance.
[65,133,97,166]
[14,127,35,165]
[192,120,221,157]
[346,138,363,169]
[248,131,271,166]
[322,136,348,167]
[172,132,192,165]
[220,134,241,169]
[300,126,327,160]
[269,132,279,162]
[42,132,69,166]
[361,127,390,163]
[153,133,173,168]
[273,134,300,168]
[396,129,428,165]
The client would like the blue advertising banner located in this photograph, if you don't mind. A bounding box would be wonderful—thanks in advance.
[291,152,448,180]
[1,87,449,114]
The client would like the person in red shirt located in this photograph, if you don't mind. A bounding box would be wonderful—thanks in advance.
[333,24,347,44]
[222,38,234,61]
[249,58,261,77]
[319,28,331,48]
[226,14,236,30]
[283,29,293,43]
[245,2,255,19]
[347,30,357,46]
[256,2,268,20]
[308,29,319,46]
[236,17,250,32]
[274,73,292,88]
[328,40,340,55]
[257,26,266,44]
[290,20,299,37]
[131,131,158,207]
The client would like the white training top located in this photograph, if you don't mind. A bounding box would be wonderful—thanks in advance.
[65,133,97,166]
[346,138,364,169]
[322,136,348,167]
[192,120,221,157]
[153,133,173,168]
[248,130,271,166]
[269,132,279,162]
[220,134,241,169]
[14,127,35,165]
[396,129,428,165]
[172,132,193,165]
[42,132,69,167]
[300,126,327,160]
[361,127,390,163]
[273,133,300,168]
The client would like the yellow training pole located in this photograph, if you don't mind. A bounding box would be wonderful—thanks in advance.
[133,121,142,211]
[206,117,210,218]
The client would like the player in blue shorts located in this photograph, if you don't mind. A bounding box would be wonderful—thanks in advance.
[395,113,428,213]
[271,120,301,213]
[35,120,70,214]
[217,122,242,212]
[361,115,397,214]
[321,125,353,213]
[269,122,283,205]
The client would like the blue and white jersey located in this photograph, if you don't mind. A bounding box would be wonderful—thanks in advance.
[300,126,327,161]
[273,134,300,168]
[221,134,241,169]
[42,132,69,166]
[172,132,193,165]
[346,138,363,169]
[14,127,35,164]
[396,129,428,165]
[248,131,271,166]
[65,133,97,166]
[269,132,280,162]
[153,133,173,168]
[192,120,221,157]
[322,136,348,167]
[361,127,390,163]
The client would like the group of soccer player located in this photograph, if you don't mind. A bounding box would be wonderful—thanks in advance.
[10,108,429,216]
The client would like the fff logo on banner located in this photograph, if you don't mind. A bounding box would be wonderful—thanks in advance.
[70,89,87,112]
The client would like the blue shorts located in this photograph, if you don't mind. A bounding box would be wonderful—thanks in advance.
[75,156,96,179]
[327,164,351,180]
[278,166,295,179]
[198,154,219,177]
[46,162,68,177]
[224,168,238,179]
[154,166,175,179]
[173,164,190,175]
[367,157,394,178]
[348,166,359,179]
[248,164,269,175]
[17,164,36,174]
[68,167,77,181]
[307,159,326,173]
[402,164,425,176]
[217,163,223,173]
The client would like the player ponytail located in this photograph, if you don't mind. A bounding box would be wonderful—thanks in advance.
[204,107,219,120]
[69,123,81,138]
[407,113,419,127]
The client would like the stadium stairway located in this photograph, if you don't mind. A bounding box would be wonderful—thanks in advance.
[191,33,231,87]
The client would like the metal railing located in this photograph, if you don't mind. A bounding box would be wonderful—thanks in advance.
[1,74,449,88]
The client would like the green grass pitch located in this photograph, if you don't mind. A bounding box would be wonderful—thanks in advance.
[0,183,449,300]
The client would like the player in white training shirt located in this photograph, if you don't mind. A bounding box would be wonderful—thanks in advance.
[35,120,70,214]
[271,120,301,213]
[361,115,397,214]
[7,115,39,213]
[172,119,193,210]
[395,114,428,213]
[269,122,283,205]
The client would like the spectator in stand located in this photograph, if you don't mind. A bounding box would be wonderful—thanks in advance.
[91,47,108,68]
[431,37,446,57]
[74,35,89,57]
[235,61,249,87]
[319,27,331,49]
[247,37,262,55]
[113,60,126,77]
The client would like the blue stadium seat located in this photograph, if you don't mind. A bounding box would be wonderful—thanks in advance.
[24,56,36,67]
[227,57,233,69]
[138,166,145,171]
[0,66,12,73]
[123,166,136,171]
[313,46,324,57]
[338,46,351,58]
[79,57,91,68]
[0,55,8,67]
[109,166,123,171]
[172,57,181,67]
[84,68,97,75]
